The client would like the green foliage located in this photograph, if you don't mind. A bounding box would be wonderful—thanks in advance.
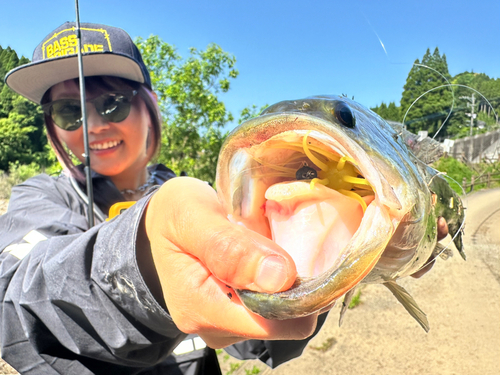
[0,45,50,171]
[0,46,29,84]
[245,365,261,374]
[372,49,499,140]
[371,101,401,121]
[433,158,500,194]
[135,36,239,184]
[0,162,41,199]
[432,157,474,194]
[238,104,269,125]
[3,39,500,186]
[227,362,241,375]
[0,114,35,170]
[2,39,264,183]
[400,48,453,138]
[8,162,41,182]
[447,72,500,138]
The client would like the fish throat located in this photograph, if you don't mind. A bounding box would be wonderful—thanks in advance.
[236,130,376,279]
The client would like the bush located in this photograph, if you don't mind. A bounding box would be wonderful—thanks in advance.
[0,162,41,199]
[432,157,474,194]
[432,157,500,194]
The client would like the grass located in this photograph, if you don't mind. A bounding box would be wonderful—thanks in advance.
[216,349,266,375]
[245,366,261,374]
[309,337,337,352]
[226,363,241,375]
[348,289,362,309]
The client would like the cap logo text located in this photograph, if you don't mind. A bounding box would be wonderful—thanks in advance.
[42,27,112,59]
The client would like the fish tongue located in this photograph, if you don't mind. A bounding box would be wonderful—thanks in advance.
[264,181,364,278]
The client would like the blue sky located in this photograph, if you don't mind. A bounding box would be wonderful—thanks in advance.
[1,0,499,130]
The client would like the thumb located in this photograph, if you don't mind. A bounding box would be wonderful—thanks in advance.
[145,177,297,293]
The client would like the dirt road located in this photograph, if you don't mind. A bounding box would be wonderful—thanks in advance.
[246,188,500,375]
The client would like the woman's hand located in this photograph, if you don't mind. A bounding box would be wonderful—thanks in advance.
[410,217,449,279]
[145,177,318,348]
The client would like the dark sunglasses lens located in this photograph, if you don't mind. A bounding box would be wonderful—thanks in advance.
[45,91,135,131]
[51,100,82,131]
[96,94,132,123]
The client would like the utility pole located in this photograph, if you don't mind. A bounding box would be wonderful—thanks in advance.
[460,93,476,161]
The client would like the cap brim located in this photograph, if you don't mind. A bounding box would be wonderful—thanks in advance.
[5,53,146,104]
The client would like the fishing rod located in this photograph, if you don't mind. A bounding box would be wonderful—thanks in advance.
[74,0,95,227]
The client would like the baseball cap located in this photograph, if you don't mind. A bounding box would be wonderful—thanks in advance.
[5,22,151,104]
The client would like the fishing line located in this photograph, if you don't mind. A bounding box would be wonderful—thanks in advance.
[402,64,456,140]
[355,2,389,58]
[403,83,498,137]
[74,0,95,227]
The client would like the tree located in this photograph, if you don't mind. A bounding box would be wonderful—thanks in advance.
[371,101,401,122]
[400,48,453,138]
[237,104,269,125]
[135,36,240,184]
[467,74,500,130]
[445,72,500,138]
[0,46,48,171]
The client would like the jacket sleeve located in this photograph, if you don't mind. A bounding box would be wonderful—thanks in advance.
[0,175,186,374]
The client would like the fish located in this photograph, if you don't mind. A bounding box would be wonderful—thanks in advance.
[215,95,465,331]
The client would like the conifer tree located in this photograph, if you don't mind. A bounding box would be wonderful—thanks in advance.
[371,101,401,122]
[400,48,453,138]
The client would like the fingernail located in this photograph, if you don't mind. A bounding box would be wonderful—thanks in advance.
[255,256,288,292]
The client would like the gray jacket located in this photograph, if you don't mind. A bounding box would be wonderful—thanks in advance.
[0,165,326,374]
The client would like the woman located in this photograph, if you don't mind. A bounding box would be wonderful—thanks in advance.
[0,22,328,374]
[2,21,448,374]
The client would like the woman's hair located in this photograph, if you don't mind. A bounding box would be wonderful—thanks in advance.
[41,76,162,181]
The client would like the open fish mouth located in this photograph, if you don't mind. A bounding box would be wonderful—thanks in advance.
[217,95,465,328]
[217,111,409,319]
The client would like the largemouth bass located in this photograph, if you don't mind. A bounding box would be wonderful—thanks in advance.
[215,95,465,331]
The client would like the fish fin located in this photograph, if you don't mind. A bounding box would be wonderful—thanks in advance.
[338,288,356,327]
[427,171,467,261]
[383,281,430,333]
[454,229,467,260]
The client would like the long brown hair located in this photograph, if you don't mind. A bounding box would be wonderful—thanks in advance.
[41,76,162,181]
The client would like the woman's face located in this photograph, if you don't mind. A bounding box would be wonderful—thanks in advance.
[50,79,153,179]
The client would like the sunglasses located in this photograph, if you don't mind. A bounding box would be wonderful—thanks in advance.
[42,90,138,131]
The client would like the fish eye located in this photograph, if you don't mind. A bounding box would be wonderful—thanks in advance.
[335,102,355,128]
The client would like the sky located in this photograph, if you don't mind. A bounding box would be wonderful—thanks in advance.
[1,0,499,130]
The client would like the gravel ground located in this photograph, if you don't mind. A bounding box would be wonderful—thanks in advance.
[1,189,499,375]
